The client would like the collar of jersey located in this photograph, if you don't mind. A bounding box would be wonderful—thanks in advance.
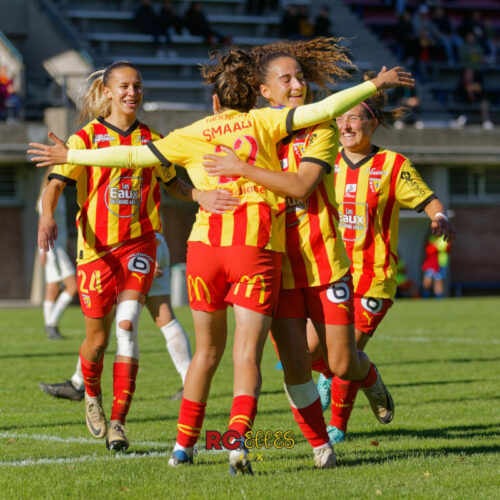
[97,116,140,137]
[341,145,380,170]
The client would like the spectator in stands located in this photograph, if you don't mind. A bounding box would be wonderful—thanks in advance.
[431,6,462,65]
[279,5,302,40]
[184,1,230,46]
[134,0,177,57]
[158,1,184,37]
[413,5,438,70]
[459,32,485,70]
[246,0,278,15]
[297,6,314,39]
[313,5,333,38]
[454,67,493,129]
[0,65,21,122]
[395,10,420,71]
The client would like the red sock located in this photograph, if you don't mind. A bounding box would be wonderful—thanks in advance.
[228,395,257,439]
[79,351,104,397]
[110,362,138,424]
[311,358,334,379]
[329,376,359,432]
[290,398,329,447]
[286,381,329,448]
[358,363,378,388]
[176,397,206,448]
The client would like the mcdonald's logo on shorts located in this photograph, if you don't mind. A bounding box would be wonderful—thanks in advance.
[234,274,266,304]
[188,275,211,304]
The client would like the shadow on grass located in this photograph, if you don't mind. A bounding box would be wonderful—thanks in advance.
[389,378,489,388]
[380,356,500,367]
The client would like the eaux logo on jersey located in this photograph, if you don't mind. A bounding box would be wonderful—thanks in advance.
[105,176,143,217]
[338,201,368,241]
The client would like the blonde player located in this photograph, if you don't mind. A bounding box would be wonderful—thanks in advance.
[35,60,235,452]
[29,48,413,473]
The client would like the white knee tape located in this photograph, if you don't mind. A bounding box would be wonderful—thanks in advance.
[115,300,143,359]
[284,379,318,409]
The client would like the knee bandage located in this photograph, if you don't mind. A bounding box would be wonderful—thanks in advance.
[115,300,143,359]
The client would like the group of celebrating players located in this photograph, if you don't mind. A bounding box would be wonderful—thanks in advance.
[29,36,455,474]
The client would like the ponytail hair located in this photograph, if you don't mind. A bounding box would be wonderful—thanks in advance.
[361,71,408,127]
[77,60,140,123]
[201,48,259,113]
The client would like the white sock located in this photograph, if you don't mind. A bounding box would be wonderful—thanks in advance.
[71,357,85,391]
[173,441,193,458]
[161,319,192,384]
[284,379,319,409]
[43,300,55,326]
[47,291,73,327]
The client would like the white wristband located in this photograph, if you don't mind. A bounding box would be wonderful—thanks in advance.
[434,212,448,222]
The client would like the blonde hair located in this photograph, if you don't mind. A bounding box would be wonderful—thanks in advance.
[77,60,139,123]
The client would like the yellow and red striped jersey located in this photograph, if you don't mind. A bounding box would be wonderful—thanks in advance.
[279,121,350,289]
[334,146,435,299]
[49,117,176,264]
[147,107,295,253]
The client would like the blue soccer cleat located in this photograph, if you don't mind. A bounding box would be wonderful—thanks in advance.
[168,449,194,467]
[317,373,332,411]
[327,425,345,443]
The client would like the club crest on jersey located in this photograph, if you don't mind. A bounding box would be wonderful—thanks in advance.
[338,201,368,241]
[105,176,143,217]
[93,134,114,144]
[285,197,309,227]
[82,294,91,308]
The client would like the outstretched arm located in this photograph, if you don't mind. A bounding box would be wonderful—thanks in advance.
[203,146,324,200]
[29,131,161,169]
[292,66,414,130]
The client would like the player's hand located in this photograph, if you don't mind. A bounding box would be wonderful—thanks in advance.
[154,262,164,278]
[203,146,246,177]
[28,131,69,167]
[197,189,240,214]
[38,215,58,251]
[372,66,414,90]
[431,216,456,242]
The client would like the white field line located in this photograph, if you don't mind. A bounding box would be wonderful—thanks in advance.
[0,431,228,468]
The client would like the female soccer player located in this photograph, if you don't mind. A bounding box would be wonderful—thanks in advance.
[29,48,412,473]
[37,168,78,340]
[36,61,234,452]
[202,39,414,465]
[310,75,455,443]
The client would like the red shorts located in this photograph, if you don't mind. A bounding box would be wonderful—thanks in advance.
[186,242,282,316]
[275,273,354,325]
[77,235,156,318]
[354,296,393,335]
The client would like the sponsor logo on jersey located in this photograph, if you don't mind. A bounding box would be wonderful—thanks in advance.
[139,135,152,144]
[188,276,211,304]
[93,134,115,144]
[285,197,308,227]
[233,274,266,304]
[280,158,289,172]
[345,183,357,197]
[401,170,427,196]
[105,176,143,216]
[338,202,368,240]
[334,163,341,173]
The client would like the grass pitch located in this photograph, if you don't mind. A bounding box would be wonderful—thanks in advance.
[0,297,499,499]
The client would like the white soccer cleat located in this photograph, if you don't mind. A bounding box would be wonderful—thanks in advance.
[313,443,336,469]
[229,447,253,476]
[85,393,107,439]
[361,365,394,424]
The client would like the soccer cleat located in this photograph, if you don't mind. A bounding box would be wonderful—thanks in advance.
[38,380,85,401]
[229,446,253,476]
[361,365,394,424]
[313,443,336,469]
[327,425,345,443]
[317,373,332,412]
[168,449,194,467]
[46,325,63,340]
[168,388,184,401]
[106,421,129,452]
[85,393,107,439]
